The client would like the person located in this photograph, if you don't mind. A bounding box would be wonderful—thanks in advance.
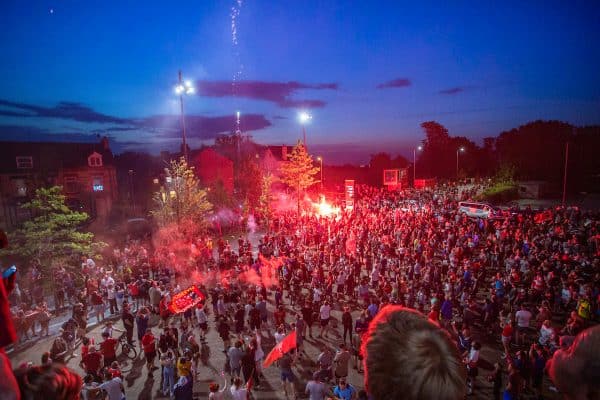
[279,352,296,399]
[14,363,83,400]
[487,362,502,400]
[230,376,249,400]
[97,370,125,400]
[362,305,466,400]
[334,343,351,381]
[228,340,244,378]
[173,373,193,400]
[306,372,327,400]
[141,328,157,377]
[136,308,149,344]
[121,303,135,345]
[80,345,103,379]
[319,301,332,338]
[81,374,100,400]
[208,373,228,400]
[99,331,118,367]
[547,325,600,400]
[515,304,532,346]
[161,350,176,397]
[195,305,208,341]
[465,341,481,395]
[342,307,353,344]
[332,378,356,400]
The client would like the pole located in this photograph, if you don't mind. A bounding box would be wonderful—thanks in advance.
[320,158,323,191]
[562,142,569,206]
[178,70,188,162]
[302,125,307,148]
[413,149,416,185]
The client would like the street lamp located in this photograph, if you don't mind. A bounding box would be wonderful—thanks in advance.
[317,156,323,191]
[298,112,312,147]
[456,147,465,178]
[413,145,422,185]
[174,70,195,162]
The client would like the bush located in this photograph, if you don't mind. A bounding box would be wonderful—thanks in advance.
[476,183,519,204]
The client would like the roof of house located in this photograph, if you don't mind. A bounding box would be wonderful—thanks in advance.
[0,140,114,174]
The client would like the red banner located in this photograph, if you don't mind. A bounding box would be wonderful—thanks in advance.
[168,285,205,314]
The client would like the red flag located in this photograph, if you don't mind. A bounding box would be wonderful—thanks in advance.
[168,285,205,314]
[262,330,297,368]
[245,370,254,391]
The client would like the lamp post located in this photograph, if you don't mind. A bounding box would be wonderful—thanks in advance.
[456,147,465,178]
[413,145,422,185]
[174,70,195,162]
[317,156,323,191]
[299,112,312,147]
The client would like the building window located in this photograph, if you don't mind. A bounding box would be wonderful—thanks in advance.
[92,177,104,192]
[16,156,33,169]
[64,176,79,194]
[12,179,28,197]
[88,152,103,167]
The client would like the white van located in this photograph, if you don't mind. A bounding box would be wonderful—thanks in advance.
[458,201,500,219]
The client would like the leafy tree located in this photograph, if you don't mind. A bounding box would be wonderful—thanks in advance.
[257,173,274,225]
[0,186,106,276]
[279,141,319,215]
[236,155,263,211]
[151,157,212,231]
[207,179,234,209]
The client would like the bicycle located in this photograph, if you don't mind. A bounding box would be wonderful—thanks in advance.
[118,333,137,359]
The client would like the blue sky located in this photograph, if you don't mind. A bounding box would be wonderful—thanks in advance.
[0,0,598,163]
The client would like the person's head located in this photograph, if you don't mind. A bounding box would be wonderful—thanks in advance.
[41,352,52,365]
[15,363,83,400]
[548,325,600,400]
[209,382,220,392]
[362,305,466,400]
[101,332,109,340]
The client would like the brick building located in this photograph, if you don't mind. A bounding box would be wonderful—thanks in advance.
[0,137,118,230]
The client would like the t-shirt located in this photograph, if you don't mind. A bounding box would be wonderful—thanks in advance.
[333,384,356,400]
[230,386,248,400]
[320,304,331,320]
[141,334,155,354]
[100,338,118,359]
[515,310,532,328]
[334,350,351,376]
[306,380,326,400]
[502,324,513,338]
[99,377,123,400]
[82,351,103,373]
[228,346,244,369]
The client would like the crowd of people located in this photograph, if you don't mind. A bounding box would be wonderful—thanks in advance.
[3,182,600,399]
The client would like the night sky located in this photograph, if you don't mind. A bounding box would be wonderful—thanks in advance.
[1,1,599,164]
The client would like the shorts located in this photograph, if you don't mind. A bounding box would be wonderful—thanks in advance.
[281,370,294,382]
[199,322,208,331]
[145,351,156,364]
[517,326,529,334]
[320,318,330,327]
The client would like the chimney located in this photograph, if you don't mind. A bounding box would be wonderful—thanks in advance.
[100,136,110,150]
[281,145,287,160]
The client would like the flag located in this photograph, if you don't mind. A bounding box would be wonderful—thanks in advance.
[262,330,297,368]
[168,285,205,314]
[245,369,254,391]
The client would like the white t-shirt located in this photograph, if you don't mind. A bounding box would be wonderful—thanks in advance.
[99,377,123,400]
[320,304,332,320]
[195,308,207,324]
[515,309,532,328]
[230,385,248,400]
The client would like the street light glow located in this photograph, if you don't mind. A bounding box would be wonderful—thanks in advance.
[299,112,312,124]
[417,145,423,151]
[459,147,465,152]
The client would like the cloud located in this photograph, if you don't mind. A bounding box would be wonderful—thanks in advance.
[376,78,411,89]
[197,80,337,108]
[0,125,103,143]
[272,115,288,120]
[438,86,475,95]
[136,113,272,140]
[0,99,127,124]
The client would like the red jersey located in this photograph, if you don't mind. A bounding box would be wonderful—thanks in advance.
[141,334,155,353]
[82,351,103,373]
[100,338,118,359]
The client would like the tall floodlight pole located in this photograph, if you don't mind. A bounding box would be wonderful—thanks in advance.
[299,112,312,148]
[317,156,323,191]
[413,145,422,185]
[174,70,195,162]
[456,147,465,178]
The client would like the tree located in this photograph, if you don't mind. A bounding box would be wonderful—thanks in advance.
[0,186,105,277]
[151,157,212,232]
[257,173,274,225]
[236,155,263,211]
[279,141,319,215]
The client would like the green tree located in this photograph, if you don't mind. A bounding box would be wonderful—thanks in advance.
[257,173,274,225]
[151,157,212,231]
[236,155,263,211]
[280,141,319,216]
[0,186,106,276]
